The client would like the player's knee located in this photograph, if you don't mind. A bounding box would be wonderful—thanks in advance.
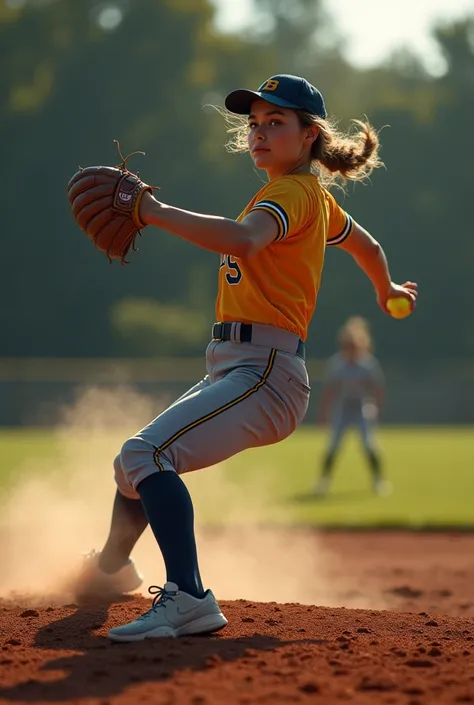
[120,436,176,484]
[113,452,138,499]
[120,436,177,490]
[120,436,154,484]
[120,437,149,472]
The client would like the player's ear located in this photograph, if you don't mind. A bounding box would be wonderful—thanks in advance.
[305,125,320,144]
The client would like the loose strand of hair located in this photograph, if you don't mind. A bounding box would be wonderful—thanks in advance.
[207,105,250,153]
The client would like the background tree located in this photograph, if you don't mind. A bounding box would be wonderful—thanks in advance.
[0,0,472,366]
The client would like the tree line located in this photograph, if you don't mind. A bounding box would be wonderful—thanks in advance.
[1,0,472,366]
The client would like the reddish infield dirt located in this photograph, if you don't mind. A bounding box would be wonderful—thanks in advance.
[1,531,474,705]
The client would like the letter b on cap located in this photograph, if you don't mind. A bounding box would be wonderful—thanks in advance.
[261,79,279,92]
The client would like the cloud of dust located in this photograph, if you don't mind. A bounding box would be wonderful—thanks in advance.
[183,466,333,606]
[0,384,379,608]
[0,386,158,601]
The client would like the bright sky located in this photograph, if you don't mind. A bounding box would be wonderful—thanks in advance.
[212,0,474,75]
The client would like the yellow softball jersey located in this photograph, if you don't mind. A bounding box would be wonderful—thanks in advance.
[216,173,353,341]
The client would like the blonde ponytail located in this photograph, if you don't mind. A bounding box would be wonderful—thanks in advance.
[299,113,383,186]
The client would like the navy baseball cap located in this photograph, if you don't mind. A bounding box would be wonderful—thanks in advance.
[225,74,327,119]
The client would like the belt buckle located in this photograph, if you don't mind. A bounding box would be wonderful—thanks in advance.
[212,323,223,341]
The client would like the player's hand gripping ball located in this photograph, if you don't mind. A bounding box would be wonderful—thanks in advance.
[386,296,413,319]
[67,141,156,264]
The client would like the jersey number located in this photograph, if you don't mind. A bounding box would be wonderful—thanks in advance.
[220,255,242,285]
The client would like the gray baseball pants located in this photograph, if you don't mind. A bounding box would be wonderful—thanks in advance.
[114,325,310,498]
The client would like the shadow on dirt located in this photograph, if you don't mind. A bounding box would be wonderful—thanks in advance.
[0,600,328,702]
[289,489,371,504]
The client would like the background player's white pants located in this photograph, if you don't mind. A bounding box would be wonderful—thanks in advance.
[327,404,378,454]
[116,339,310,498]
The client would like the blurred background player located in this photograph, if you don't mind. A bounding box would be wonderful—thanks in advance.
[314,317,391,497]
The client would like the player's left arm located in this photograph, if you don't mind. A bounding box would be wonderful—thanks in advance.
[317,386,334,425]
[318,357,338,424]
[373,384,385,410]
[336,219,418,314]
[139,192,278,258]
[370,358,385,409]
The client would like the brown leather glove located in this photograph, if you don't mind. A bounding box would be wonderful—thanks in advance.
[67,142,154,264]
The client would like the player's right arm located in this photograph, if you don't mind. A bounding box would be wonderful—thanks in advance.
[325,193,418,313]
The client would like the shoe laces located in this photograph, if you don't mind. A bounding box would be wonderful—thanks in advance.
[137,585,178,621]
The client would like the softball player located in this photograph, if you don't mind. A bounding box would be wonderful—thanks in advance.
[314,317,390,497]
[77,74,418,641]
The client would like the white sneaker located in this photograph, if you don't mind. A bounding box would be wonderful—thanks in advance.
[313,476,330,496]
[75,550,143,598]
[373,479,393,497]
[107,582,228,641]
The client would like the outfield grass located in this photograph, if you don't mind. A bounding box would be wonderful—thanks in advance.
[1,427,473,528]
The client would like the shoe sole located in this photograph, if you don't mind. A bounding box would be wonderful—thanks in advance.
[107,612,228,642]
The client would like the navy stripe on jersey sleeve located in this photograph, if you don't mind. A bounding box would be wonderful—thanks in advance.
[251,200,289,241]
[327,213,353,246]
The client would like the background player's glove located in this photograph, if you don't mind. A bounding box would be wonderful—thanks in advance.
[67,141,154,264]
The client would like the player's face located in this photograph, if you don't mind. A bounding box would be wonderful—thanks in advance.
[342,339,358,360]
[247,100,317,177]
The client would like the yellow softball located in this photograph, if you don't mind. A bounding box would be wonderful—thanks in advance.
[386,296,412,319]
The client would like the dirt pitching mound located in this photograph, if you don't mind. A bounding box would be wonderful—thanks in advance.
[1,530,474,704]
[0,598,474,705]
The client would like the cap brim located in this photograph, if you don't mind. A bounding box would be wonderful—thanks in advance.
[225,89,300,115]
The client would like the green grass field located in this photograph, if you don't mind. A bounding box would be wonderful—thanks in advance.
[0,427,473,528]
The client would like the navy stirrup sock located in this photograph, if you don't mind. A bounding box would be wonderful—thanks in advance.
[366,448,382,479]
[100,490,149,573]
[321,449,337,477]
[137,472,204,599]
